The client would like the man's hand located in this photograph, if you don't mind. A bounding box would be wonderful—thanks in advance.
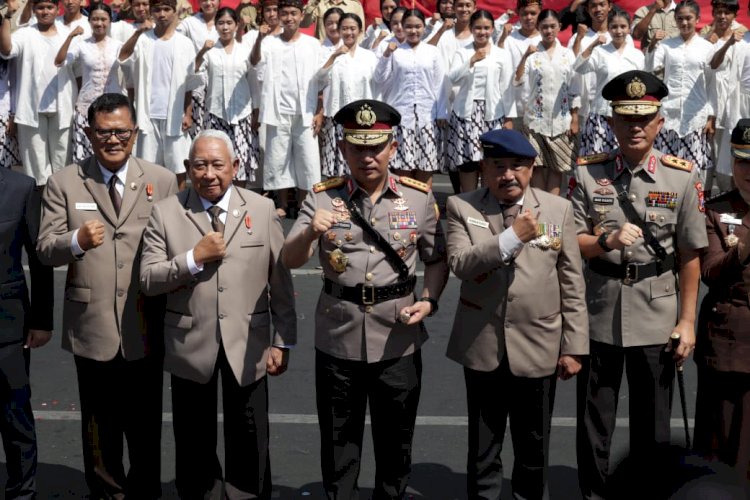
[606,222,643,250]
[266,346,289,376]
[312,112,324,138]
[557,355,582,380]
[258,23,271,39]
[443,18,455,30]
[200,39,215,53]
[665,322,695,364]
[512,209,540,243]
[69,25,84,38]
[137,18,154,33]
[308,208,337,238]
[193,232,226,265]
[576,23,588,39]
[77,220,106,251]
[384,41,398,56]
[398,300,432,325]
[181,112,193,132]
[25,330,52,349]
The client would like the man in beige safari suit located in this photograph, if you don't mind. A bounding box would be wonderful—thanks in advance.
[139,130,296,499]
[283,99,449,500]
[446,128,589,500]
[37,93,177,499]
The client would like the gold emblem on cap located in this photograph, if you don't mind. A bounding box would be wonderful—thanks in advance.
[625,77,647,99]
[743,127,750,143]
[355,104,376,128]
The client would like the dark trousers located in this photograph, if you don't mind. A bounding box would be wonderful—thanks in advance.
[694,365,750,481]
[315,349,422,500]
[464,358,556,500]
[0,344,36,500]
[171,345,270,500]
[74,353,163,500]
[576,341,674,500]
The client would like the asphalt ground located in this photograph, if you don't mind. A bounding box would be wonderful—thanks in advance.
[5,175,703,499]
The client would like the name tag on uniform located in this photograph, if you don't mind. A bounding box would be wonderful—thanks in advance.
[720,213,743,225]
[75,202,98,211]
[593,196,614,205]
[467,217,490,229]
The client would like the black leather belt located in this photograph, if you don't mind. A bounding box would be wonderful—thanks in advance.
[589,253,676,284]
[324,276,417,306]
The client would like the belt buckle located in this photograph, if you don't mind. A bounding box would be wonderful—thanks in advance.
[623,263,638,285]
[362,284,376,305]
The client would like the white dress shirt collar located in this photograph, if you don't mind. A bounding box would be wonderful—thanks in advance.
[198,185,233,213]
[98,160,129,188]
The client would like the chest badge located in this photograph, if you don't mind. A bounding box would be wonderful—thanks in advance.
[726,224,739,248]
[329,248,348,272]
[389,211,418,229]
[393,197,409,211]
[646,191,678,210]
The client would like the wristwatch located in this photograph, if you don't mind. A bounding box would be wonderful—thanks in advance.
[597,232,613,252]
[417,297,438,316]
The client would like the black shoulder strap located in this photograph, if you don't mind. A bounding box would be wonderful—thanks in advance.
[345,197,410,281]
[615,188,668,261]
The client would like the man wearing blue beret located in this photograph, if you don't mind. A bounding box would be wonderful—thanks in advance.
[445,128,589,499]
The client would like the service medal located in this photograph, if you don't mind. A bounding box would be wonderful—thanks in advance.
[146,183,154,202]
[550,238,561,251]
[245,215,252,234]
[329,248,348,272]
[726,224,739,247]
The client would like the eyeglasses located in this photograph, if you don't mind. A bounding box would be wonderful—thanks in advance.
[94,128,136,141]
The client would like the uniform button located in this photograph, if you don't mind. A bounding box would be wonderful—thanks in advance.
[117,289,124,297]
[219,313,225,319]
[365,273,374,281]
[664,285,671,292]
[173,273,179,279]
[117,262,124,269]
[629,194,637,202]
[336,240,343,247]
[218,286,224,292]
[369,246,376,253]
[115,233,123,239]
[324,308,330,314]
[625,251,633,259]
[365,306,373,313]
[712,307,717,312]
[370,217,377,225]
[393,233,401,241]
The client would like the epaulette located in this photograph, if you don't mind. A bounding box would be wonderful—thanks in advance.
[312,177,345,193]
[397,176,430,193]
[661,154,693,172]
[576,153,609,166]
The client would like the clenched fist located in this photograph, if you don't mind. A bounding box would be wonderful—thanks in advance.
[77,220,105,251]
[193,232,226,265]
[308,208,338,238]
[512,209,540,243]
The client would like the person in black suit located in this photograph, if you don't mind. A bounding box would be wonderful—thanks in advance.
[0,168,54,499]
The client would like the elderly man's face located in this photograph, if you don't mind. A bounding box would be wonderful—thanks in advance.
[340,139,397,187]
[610,112,664,162]
[187,137,238,202]
[85,106,138,172]
[481,157,535,204]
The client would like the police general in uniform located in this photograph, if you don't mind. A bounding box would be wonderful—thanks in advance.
[446,129,589,500]
[694,118,750,482]
[570,70,709,500]
[283,100,449,500]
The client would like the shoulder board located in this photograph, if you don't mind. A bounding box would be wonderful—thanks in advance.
[397,176,430,193]
[576,153,610,166]
[661,154,693,172]
[312,177,345,193]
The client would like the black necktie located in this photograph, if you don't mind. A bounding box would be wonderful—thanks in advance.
[502,204,520,229]
[208,205,224,234]
[108,175,121,216]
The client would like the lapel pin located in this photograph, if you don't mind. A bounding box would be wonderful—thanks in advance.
[245,214,253,234]
[233,209,240,218]
[130,182,137,190]
[145,183,153,202]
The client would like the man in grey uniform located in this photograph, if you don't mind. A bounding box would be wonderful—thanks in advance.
[570,70,708,500]
[283,99,449,500]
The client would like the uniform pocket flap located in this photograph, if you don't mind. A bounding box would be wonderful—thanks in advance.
[65,287,91,303]
[650,273,677,300]
[249,311,270,328]
[164,310,193,329]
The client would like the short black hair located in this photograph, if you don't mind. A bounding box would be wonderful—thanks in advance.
[87,93,136,126]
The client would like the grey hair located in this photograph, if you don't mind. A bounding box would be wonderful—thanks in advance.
[188,130,238,162]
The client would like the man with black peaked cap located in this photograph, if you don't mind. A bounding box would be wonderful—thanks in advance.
[283,99,449,500]
[570,70,709,500]
[694,118,750,482]
[445,129,589,500]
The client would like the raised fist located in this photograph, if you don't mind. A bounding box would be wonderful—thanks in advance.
[77,220,106,251]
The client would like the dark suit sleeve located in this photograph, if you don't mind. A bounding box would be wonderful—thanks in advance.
[23,185,54,331]
[700,209,741,286]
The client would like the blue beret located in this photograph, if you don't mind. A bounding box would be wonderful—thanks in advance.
[480,129,537,159]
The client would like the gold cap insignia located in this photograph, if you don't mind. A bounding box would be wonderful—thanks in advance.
[355,104,376,128]
[625,77,646,99]
[743,127,750,143]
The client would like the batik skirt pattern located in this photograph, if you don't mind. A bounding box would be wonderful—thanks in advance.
[390,113,442,172]
[446,100,503,172]
[72,111,94,165]
[655,128,713,178]
[579,113,619,156]
[0,113,20,169]
[319,116,348,178]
